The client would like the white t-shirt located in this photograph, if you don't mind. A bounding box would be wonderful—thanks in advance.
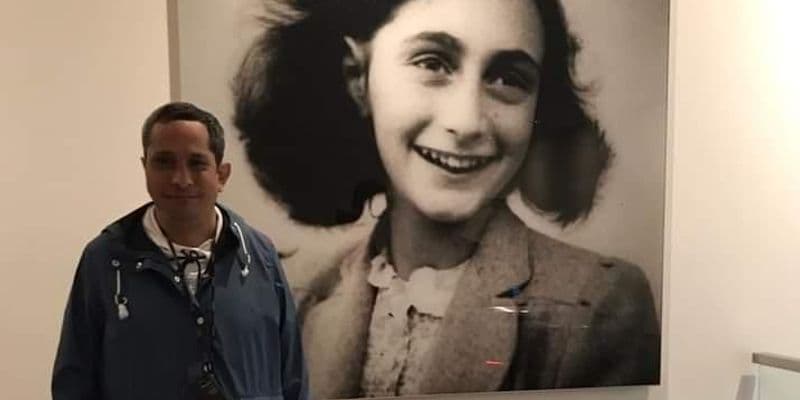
[142,204,223,297]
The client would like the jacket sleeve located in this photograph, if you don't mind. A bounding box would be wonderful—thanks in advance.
[272,251,310,400]
[571,261,661,386]
[52,250,103,400]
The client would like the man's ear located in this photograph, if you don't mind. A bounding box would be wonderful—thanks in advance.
[217,162,231,191]
[342,36,370,116]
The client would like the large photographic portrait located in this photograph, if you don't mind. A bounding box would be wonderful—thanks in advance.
[173,0,668,397]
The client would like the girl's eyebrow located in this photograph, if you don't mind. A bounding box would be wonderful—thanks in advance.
[492,50,542,74]
[403,31,464,56]
[403,31,541,72]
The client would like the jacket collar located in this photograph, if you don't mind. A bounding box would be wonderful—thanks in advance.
[418,205,531,393]
[101,203,256,284]
[304,205,532,397]
[103,202,249,253]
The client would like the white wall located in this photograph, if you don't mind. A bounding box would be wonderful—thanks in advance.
[0,1,170,398]
[2,0,800,399]
[666,0,800,398]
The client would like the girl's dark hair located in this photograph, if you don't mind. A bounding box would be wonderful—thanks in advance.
[233,0,611,226]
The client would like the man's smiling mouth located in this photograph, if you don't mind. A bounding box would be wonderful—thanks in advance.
[412,145,497,174]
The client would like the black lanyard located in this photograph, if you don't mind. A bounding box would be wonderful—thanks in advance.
[156,219,225,398]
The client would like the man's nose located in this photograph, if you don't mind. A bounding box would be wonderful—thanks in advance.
[171,165,193,188]
[439,80,487,142]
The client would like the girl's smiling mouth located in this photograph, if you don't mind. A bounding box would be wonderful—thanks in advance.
[412,144,498,174]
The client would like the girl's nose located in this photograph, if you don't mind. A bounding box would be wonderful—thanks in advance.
[439,80,487,142]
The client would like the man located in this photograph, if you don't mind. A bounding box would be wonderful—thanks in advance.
[52,102,308,400]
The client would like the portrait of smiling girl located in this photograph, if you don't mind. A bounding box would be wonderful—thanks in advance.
[233,0,661,397]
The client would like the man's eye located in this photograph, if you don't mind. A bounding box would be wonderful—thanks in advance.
[190,160,209,170]
[152,158,173,168]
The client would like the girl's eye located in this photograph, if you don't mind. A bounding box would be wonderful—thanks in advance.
[413,57,448,73]
[493,73,527,90]
[488,68,535,90]
[410,53,453,76]
[486,69,537,104]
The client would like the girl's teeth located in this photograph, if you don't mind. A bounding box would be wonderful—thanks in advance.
[414,145,493,172]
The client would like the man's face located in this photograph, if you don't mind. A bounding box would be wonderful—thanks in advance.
[142,120,230,223]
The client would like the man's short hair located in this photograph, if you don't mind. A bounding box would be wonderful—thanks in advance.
[142,101,226,164]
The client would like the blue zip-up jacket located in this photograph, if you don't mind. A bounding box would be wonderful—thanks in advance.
[52,203,308,400]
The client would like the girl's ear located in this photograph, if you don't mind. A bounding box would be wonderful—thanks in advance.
[342,36,370,116]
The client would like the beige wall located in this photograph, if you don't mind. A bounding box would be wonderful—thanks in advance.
[666,0,800,398]
[0,1,170,398]
[2,0,800,399]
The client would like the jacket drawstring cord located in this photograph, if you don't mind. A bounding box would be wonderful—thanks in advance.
[114,267,129,320]
[233,222,251,278]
